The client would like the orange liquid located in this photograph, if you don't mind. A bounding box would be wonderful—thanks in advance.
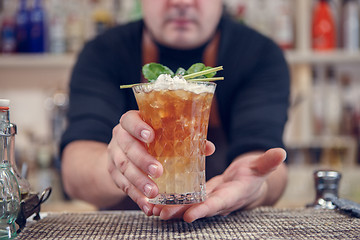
[133,83,215,204]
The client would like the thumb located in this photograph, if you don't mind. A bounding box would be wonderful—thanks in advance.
[250,148,286,176]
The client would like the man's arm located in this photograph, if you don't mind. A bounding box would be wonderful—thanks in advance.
[61,140,127,208]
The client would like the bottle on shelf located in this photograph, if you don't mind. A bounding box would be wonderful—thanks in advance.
[91,0,113,36]
[311,66,325,136]
[244,0,272,38]
[66,0,85,53]
[29,0,46,53]
[339,73,356,136]
[271,0,294,50]
[48,0,66,54]
[0,0,17,53]
[341,0,359,52]
[312,0,337,51]
[15,0,31,53]
[323,65,342,136]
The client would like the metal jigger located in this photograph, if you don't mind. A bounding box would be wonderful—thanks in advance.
[307,170,342,209]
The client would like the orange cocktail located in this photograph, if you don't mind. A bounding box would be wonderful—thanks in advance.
[133,79,216,204]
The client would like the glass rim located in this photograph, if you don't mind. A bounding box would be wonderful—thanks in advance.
[131,81,217,90]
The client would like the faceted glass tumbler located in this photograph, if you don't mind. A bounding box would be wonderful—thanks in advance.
[133,82,216,204]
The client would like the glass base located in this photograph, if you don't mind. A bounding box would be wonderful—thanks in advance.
[0,223,17,240]
[148,191,206,205]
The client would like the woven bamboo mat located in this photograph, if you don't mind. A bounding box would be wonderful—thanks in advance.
[16,207,360,240]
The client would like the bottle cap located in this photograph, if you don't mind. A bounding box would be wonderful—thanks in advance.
[0,99,10,109]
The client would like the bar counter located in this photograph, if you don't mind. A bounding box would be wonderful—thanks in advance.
[16,207,359,239]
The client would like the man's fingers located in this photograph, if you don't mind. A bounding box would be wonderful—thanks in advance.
[158,205,191,220]
[205,140,215,156]
[183,190,235,223]
[113,125,163,178]
[109,140,159,198]
[251,148,287,176]
[109,167,153,216]
[119,110,155,143]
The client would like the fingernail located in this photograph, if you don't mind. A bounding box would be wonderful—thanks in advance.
[143,205,150,215]
[144,184,153,197]
[148,164,158,177]
[141,130,151,141]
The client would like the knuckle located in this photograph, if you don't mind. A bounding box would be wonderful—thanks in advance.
[119,111,134,126]
[137,154,151,166]
[112,123,123,138]
[116,157,129,174]
[123,184,130,195]
[107,159,115,173]
[134,177,146,190]
[112,124,118,136]
[119,112,128,126]
[122,140,132,156]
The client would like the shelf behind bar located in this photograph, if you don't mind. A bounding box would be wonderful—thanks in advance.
[0,54,76,69]
[285,135,357,149]
[1,51,360,68]
[285,50,360,64]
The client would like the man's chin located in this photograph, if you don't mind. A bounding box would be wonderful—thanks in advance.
[163,34,205,49]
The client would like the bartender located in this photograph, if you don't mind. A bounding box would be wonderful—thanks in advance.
[60,0,290,223]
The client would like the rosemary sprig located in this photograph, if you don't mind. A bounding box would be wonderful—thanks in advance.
[187,77,224,82]
[120,83,142,89]
[183,66,223,80]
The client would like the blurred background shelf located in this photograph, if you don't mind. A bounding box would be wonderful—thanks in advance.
[286,50,360,64]
[1,50,360,70]
[0,54,76,69]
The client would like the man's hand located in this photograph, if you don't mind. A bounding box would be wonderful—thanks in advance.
[152,148,287,222]
[107,110,215,216]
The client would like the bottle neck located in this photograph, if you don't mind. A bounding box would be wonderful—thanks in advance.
[0,107,11,135]
[0,107,11,164]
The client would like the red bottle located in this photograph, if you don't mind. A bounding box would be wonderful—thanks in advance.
[312,0,336,51]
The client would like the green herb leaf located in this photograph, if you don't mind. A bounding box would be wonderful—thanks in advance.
[186,63,205,75]
[142,63,174,82]
[175,67,186,76]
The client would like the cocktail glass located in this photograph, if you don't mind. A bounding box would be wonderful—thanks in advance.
[132,81,216,204]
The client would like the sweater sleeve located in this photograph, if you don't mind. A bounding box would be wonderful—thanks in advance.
[60,21,143,156]
[226,38,290,162]
[60,39,123,153]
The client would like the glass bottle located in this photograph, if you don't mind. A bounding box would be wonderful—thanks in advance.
[312,0,337,51]
[341,0,359,51]
[0,0,17,53]
[0,99,20,239]
[29,0,46,53]
[0,100,31,198]
[271,0,294,50]
[15,0,31,53]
